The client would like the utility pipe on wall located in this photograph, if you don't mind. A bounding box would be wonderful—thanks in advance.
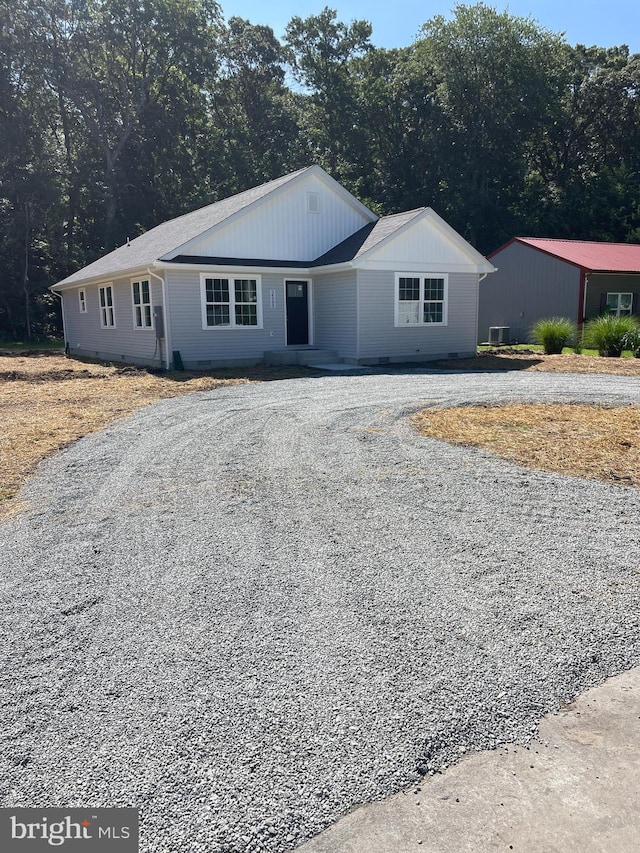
[147,267,171,369]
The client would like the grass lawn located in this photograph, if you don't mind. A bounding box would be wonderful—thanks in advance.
[1,346,639,514]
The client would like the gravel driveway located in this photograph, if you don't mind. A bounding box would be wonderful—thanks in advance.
[1,369,640,852]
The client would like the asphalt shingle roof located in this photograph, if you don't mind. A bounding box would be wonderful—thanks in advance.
[54,169,309,286]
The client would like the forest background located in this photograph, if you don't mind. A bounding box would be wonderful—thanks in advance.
[2,1,640,339]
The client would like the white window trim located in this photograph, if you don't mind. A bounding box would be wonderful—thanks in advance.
[394,273,449,327]
[131,277,154,330]
[606,292,633,316]
[199,273,263,330]
[78,288,87,313]
[99,284,116,329]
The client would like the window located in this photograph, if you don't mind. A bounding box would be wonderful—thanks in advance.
[99,285,115,328]
[132,279,152,328]
[201,274,262,329]
[78,289,87,313]
[395,274,448,326]
[606,292,633,316]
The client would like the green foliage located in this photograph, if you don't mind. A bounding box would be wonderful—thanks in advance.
[583,315,640,357]
[2,1,640,340]
[529,317,576,354]
[622,327,640,358]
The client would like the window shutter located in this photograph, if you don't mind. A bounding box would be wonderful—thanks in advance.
[633,293,639,315]
[599,293,607,313]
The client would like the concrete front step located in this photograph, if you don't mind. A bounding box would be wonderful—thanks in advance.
[264,348,340,366]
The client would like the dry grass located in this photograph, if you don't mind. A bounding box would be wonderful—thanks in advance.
[413,403,640,488]
[0,351,316,513]
[3,348,640,515]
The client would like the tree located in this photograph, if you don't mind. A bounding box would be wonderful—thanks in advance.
[33,0,222,251]
[413,2,569,250]
[285,6,373,178]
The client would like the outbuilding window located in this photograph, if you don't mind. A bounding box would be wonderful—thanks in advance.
[606,292,633,316]
[99,285,115,328]
[200,274,262,329]
[78,288,87,313]
[132,279,152,328]
[395,274,448,326]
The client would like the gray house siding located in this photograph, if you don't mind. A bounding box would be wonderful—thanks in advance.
[479,243,581,344]
[313,271,358,359]
[357,270,478,363]
[166,269,287,368]
[585,273,640,318]
[64,277,164,366]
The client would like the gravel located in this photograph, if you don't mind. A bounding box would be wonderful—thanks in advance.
[1,368,640,852]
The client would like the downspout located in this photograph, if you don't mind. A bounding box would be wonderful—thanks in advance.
[147,268,171,370]
[580,271,589,340]
[50,290,68,354]
[477,273,488,349]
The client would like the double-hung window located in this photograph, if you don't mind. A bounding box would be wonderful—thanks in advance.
[132,279,152,328]
[201,274,262,329]
[99,285,115,328]
[78,288,87,313]
[395,274,448,326]
[606,292,633,316]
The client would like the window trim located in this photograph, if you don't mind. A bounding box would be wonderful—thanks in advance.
[606,292,633,316]
[78,288,87,313]
[394,273,449,327]
[131,277,154,330]
[199,273,263,330]
[99,284,116,329]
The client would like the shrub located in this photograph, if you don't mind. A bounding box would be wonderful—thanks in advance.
[622,326,640,358]
[583,314,640,357]
[529,317,576,354]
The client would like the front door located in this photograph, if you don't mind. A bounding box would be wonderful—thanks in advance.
[286,280,309,345]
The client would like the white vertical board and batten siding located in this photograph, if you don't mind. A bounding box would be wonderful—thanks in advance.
[63,277,163,365]
[313,271,358,358]
[360,215,483,272]
[183,174,371,262]
[166,269,286,366]
[357,270,478,360]
[478,242,581,343]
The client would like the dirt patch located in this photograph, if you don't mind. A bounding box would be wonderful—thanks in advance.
[0,353,318,512]
[412,403,640,488]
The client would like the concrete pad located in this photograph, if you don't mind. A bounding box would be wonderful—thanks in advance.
[298,668,640,853]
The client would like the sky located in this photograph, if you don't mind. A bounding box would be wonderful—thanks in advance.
[217,0,640,54]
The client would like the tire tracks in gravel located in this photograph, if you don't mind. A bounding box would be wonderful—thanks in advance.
[1,371,640,852]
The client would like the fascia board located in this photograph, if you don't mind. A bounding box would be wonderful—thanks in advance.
[154,260,316,276]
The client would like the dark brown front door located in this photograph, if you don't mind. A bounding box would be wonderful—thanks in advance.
[286,280,309,345]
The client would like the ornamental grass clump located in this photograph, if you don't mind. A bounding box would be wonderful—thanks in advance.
[583,314,639,357]
[529,317,576,354]
[622,326,640,358]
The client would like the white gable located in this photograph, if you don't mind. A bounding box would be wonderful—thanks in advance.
[180,171,374,262]
[357,212,493,273]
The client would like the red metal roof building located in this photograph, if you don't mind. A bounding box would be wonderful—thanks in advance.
[479,238,640,343]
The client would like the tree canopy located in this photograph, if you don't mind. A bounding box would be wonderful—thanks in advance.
[1,1,640,339]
